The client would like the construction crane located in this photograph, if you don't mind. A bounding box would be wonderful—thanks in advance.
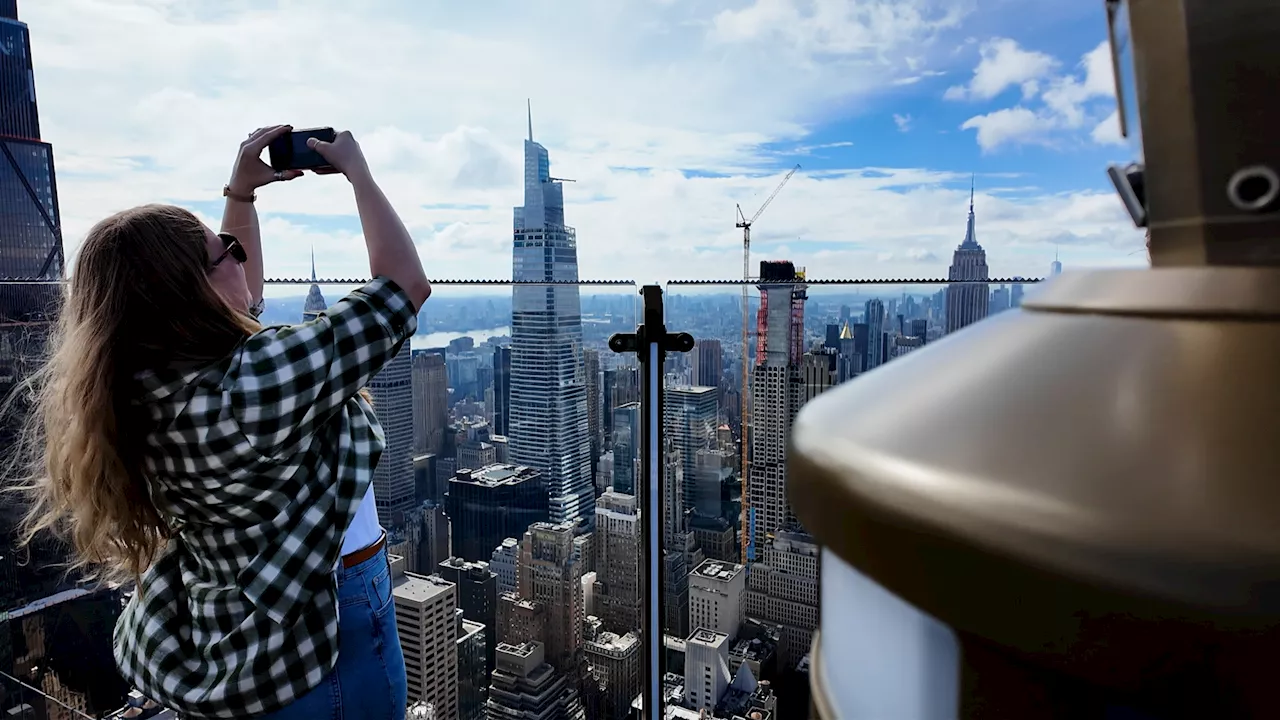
[735,163,799,565]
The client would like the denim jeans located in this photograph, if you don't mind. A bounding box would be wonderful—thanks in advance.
[257,546,408,720]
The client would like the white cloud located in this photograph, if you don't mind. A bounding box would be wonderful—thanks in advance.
[944,38,1058,101]
[791,141,855,156]
[957,40,1118,151]
[1090,110,1125,146]
[1041,42,1114,127]
[19,0,1141,287]
[893,114,913,132]
[710,0,966,56]
[961,107,1053,152]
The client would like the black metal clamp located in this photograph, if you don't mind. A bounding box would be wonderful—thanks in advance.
[608,284,693,720]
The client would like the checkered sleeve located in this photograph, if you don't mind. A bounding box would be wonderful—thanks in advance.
[228,276,419,456]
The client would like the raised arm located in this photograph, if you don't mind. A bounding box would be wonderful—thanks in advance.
[222,125,305,312]
[308,131,432,310]
[228,130,430,456]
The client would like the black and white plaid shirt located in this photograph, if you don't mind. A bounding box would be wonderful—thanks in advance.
[113,276,417,719]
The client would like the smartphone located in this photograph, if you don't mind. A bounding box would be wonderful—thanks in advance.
[268,127,336,171]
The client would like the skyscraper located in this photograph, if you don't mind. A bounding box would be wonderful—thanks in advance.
[945,180,990,334]
[690,339,723,389]
[302,249,325,322]
[0,0,67,608]
[1011,277,1026,307]
[492,345,511,436]
[438,557,499,674]
[371,347,416,528]
[486,641,587,719]
[744,530,820,668]
[664,386,719,514]
[610,402,640,495]
[689,559,746,641]
[456,616,488,720]
[583,630,641,720]
[392,569,460,719]
[747,261,807,554]
[864,299,884,373]
[413,351,449,455]
[592,491,641,635]
[445,464,549,563]
[508,103,593,526]
[516,521,585,676]
[584,348,602,479]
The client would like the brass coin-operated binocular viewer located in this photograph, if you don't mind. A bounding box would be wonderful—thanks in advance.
[790,1,1280,717]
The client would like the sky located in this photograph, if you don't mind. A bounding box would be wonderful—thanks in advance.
[23,0,1146,297]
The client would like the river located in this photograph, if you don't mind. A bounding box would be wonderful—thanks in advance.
[410,326,510,350]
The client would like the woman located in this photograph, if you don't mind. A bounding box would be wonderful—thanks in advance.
[17,125,431,719]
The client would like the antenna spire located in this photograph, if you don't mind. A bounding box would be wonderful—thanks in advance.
[527,99,533,142]
[310,246,317,282]
[970,173,975,211]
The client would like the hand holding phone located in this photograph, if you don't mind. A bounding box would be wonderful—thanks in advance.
[300,130,371,181]
[268,127,337,172]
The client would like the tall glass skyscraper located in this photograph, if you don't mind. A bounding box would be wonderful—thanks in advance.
[508,104,592,526]
[371,347,416,528]
[0,0,67,609]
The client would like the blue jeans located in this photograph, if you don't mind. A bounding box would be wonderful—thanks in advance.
[258,547,408,720]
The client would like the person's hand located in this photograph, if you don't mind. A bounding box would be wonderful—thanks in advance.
[306,131,371,181]
[228,125,303,195]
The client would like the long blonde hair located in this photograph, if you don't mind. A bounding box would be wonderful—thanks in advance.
[9,204,259,582]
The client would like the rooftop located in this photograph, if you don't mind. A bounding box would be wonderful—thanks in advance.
[689,628,730,647]
[439,556,493,574]
[667,384,717,395]
[587,631,641,653]
[497,640,541,660]
[392,572,455,604]
[451,462,540,486]
[693,559,744,582]
[459,618,485,642]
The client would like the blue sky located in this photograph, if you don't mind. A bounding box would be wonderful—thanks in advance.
[25,0,1144,293]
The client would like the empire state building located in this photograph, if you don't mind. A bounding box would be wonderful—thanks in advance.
[945,181,990,334]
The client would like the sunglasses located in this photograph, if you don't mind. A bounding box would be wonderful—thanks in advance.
[210,232,247,268]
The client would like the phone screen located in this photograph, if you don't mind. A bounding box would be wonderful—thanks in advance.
[269,127,336,171]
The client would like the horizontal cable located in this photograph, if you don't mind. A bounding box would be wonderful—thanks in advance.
[268,278,638,286]
[0,276,1042,286]
[667,277,1043,285]
[0,277,637,286]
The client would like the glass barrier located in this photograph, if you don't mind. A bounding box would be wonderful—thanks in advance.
[656,276,1039,720]
[2,273,1044,719]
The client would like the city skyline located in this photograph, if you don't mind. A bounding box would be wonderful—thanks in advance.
[15,0,1145,290]
[0,2,1145,718]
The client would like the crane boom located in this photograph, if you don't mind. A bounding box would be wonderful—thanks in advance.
[748,164,800,226]
[735,163,800,564]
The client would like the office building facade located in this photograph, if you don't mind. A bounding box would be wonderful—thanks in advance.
[371,347,415,528]
[508,107,593,526]
[445,464,549,563]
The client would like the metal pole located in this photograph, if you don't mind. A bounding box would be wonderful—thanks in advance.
[609,285,693,720]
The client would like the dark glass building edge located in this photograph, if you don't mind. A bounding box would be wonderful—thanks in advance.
[0,9,42,142]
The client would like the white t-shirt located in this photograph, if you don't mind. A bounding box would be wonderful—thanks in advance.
[341,484,383,556]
